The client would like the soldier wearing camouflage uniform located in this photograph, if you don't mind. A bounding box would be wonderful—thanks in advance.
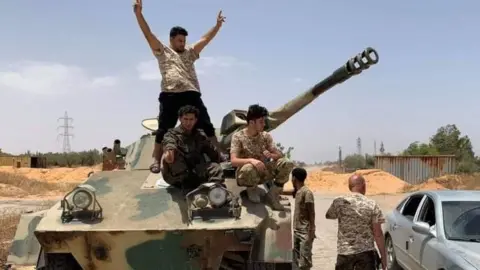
[133,0,226,174]
[325,174,387,270]
[230,104,294,211]
[162,105,224,189]
[282,167,316,269]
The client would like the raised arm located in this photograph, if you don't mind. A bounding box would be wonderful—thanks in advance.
[192,10,226,56]
[133,0,164,55]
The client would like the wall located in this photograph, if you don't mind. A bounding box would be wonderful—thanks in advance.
[0,156,47,168]
[374,155,456,185]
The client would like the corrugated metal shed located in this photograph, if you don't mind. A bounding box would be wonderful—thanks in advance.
[374,155,456,185]
[0,156,47,168]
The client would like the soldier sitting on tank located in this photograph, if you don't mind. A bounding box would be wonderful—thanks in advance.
[229,104,294,211]
[161,105,225,190]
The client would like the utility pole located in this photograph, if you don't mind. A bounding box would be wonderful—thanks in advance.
[57,111,74,153]
[357,137,362,156]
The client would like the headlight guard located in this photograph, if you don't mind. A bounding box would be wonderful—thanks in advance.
[60,184,103,223]
[185,182,241,224]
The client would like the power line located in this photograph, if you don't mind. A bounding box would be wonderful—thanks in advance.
[57,111,74,153]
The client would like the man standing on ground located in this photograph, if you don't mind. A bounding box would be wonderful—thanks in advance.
[325,174,387,270]
[133,0,226,174]
[162,105,224,189]
[229,104,294,211]
[282,167,316,269]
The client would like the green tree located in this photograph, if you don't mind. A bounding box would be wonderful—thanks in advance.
[402,141,439,155]
[402,124,479,173]
[276,142,294,159]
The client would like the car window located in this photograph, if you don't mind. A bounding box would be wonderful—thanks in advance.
[442,201,480,241]
[396,197,409,212]
[417,196,436,227]
[401,195,424,221]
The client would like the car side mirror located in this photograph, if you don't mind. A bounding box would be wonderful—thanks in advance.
[412,221,435,237]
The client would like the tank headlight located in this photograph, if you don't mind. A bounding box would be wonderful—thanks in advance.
[193,194,209,208]
[72,190,93,209]
[208,187,227,207]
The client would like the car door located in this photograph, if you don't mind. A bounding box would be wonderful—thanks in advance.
[409,195,439,270]
[390,194,426,269]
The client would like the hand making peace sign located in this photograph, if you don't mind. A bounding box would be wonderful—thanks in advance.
[216,10,226,26]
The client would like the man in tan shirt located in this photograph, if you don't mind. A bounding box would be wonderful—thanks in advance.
[281,167,316,269]
[229,104,294,210]
[325,174,387,270]
[133,0,226,174]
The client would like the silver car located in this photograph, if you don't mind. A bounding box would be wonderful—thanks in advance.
[384,190,480,270]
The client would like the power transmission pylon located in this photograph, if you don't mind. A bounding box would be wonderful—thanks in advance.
[57,111,74,153]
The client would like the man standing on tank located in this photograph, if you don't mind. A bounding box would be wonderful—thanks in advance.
[133,0,226,174]
[230,104,294,211]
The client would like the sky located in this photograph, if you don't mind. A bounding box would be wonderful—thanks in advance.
[1,0,479,164]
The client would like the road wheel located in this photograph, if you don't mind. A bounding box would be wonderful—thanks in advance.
[386,235,401,270]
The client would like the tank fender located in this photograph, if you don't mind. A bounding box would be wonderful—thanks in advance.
[6,210,47,266]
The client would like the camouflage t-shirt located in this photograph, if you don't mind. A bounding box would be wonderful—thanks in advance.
[154,44,201,93]
[230,128,275,161]
[294,185,315,232]
[325,193,384,255]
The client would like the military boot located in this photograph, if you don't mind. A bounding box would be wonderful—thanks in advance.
[266,185,285,211]
[246,187,261,203]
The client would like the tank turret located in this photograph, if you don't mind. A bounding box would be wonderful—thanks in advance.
[218,47,379,151]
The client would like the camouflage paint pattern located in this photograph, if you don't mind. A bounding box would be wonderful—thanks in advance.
[293,231,313,269]
[7,210,47,265]
[325,193,384,255]
[154,44,201,93]
[7,47,380,269]
[9,169,293,269]
[236,158,294,187]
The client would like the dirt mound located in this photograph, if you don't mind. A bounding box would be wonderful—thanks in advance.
[0,171,84,199]
[284,168,409,195]
[0,184,28,198]
[405,173,480,192]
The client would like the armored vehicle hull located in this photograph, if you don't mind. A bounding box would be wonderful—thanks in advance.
[6,47,379,270]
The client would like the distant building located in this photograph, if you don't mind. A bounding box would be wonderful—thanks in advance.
[0,155,47,168]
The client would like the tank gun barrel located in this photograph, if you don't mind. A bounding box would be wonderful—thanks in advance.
[266,47,379,131]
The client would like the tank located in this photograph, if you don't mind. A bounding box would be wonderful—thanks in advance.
[5,47,379,270]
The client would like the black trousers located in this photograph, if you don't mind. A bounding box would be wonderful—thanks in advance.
[335,250,378,270]
[155,91,215,144]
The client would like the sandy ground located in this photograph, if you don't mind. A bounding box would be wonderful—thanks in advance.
[0,164,478,268]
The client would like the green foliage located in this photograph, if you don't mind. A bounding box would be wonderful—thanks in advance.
[402,124,479,173]
[275,142,294,159]
[1,149,103,167]
[402,141,439,155]
[342,154,375,170]
[275,142,306,167]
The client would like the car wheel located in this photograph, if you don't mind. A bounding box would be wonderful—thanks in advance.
[386,235,401,270]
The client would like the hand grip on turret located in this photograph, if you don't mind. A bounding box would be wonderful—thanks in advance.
[346,47,379,75]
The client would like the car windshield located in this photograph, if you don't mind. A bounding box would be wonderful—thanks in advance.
[442,201,480,242]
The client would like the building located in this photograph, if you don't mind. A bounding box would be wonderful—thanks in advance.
[0,155,47,168]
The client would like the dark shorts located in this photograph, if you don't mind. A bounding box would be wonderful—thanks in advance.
[335,250,378,270]
[155,91,215,144]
